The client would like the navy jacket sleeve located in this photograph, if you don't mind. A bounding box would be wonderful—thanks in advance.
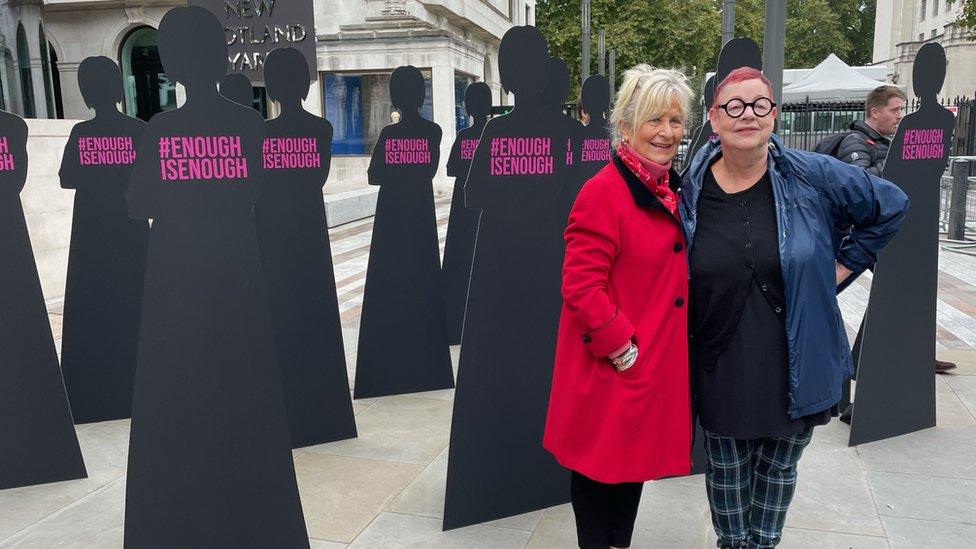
[811,153,909,274]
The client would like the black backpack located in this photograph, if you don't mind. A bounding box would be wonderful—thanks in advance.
[813,132,850,158]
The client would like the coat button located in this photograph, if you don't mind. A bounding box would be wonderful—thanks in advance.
[675,297,685,307]
[761,284,768,292]
[673,242,683,252]
[582,335,592,343]
[774,306,783,313]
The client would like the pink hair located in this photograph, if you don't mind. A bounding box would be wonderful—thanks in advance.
[712,67,773,107]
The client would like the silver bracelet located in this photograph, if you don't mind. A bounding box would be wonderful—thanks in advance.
[609,343,638,368]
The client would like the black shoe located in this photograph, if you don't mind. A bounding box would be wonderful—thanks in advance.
[936,360,957,374]
[839,404,853,424]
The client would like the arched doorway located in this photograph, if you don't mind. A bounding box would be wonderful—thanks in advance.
[119,26,175,121]
[16,23,35,118]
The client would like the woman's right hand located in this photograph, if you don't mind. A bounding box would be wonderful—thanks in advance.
[609,341,638,371]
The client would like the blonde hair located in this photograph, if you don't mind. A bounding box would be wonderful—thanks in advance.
[609,65,693,147]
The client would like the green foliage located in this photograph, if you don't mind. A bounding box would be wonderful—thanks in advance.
[536,0,721,100]
[828,0,876,65]
[949,0,976,39]
[536,0,878,100]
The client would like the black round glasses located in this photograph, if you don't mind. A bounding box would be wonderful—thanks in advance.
[716,97,776,118]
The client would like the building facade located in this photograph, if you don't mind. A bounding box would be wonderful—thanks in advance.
[873,0,975,102]
[0,0,533,191]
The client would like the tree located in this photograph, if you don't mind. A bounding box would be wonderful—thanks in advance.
[535,0,871,101]
[536,0,721,100]
[949,0,976,39]
[828,0,876,65]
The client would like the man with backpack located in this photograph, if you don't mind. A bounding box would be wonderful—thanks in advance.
[815,85,904,176]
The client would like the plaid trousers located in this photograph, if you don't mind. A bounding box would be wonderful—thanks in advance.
[703,428,814,548]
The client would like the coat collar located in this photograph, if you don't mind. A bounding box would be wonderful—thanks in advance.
[850,119,890,144]
[611,149,681,217]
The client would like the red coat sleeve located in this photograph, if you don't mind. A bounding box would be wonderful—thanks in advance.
[561,180,635,357]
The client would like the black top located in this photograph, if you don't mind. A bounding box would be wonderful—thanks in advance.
[690,167,830,439]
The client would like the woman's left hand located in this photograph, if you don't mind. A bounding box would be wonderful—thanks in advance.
[835,261,853,286]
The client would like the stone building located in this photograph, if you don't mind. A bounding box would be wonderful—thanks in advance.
[874,0,976,102]
[0,0,533,190]
[0,0,532,305]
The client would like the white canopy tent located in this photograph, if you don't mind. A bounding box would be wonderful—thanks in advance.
[781,53,892,103]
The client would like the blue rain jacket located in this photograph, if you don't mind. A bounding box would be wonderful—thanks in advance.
[681,135,909,418]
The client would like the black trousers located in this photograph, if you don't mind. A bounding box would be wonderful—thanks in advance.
[570,471,644,548]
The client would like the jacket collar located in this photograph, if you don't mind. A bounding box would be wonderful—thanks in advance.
[611,149,680,215]
[686,133,792,193]
[850,119,889,144]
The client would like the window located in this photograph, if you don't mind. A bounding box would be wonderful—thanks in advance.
[38,24,55,118]
[932,29,938,39]
[921,0,927,21]
[919,33,925,41]
[120,26,176,121]
[323,70,433,155]
[934,0,939,16]
[48,43,63,118]
[455,72,475,131]
[16,23,35,118]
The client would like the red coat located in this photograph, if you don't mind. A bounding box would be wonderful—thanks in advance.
[543,158,692,484]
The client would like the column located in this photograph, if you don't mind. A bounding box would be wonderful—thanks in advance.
[56,62,87,119]
[431,64,455,194]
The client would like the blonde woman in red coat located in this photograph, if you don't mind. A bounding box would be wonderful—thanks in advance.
[543,65,694,549]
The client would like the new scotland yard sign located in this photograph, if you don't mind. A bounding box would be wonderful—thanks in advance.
[190,0,316,83]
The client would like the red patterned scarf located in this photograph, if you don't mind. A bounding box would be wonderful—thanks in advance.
[616,143,678,216]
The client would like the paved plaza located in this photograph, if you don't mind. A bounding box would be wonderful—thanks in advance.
[2,199,976,548]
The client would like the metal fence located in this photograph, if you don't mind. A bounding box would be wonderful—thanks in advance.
[776,96,976,155]
[940,160,976,236]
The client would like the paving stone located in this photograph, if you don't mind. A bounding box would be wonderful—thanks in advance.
[294,453,422,543]
[305,396,452,465]
[867,471,976,524]
[883,515,976,549]
[349,512,530,548]
[0,478,124,549]
[857,427,976,480]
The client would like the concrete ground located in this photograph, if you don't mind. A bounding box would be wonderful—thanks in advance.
[3,199,976,548]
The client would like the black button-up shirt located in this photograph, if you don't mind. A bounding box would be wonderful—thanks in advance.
[690,168,829,439]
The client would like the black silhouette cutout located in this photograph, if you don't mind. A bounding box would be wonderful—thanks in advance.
[573,74,612,190]
[444,26,575,530]
[686,75,716,164]
[354,65,454,398]
[219,72,254,109]
[443,82,491,346]
[544,57,584,227]
[850,43,953,446]
[689,39,763,166]
[122,8,308,547]
[715,37,763,89]
[256,47,356,448]
[58,56,149,424]
[0,110,87,490]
